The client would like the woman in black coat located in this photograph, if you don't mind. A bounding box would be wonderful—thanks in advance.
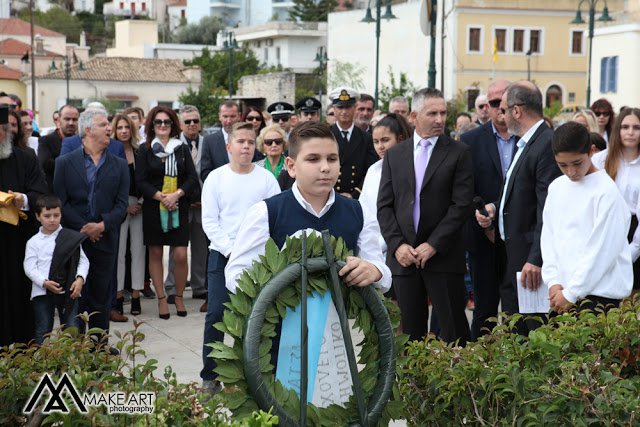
[136,106,198,319]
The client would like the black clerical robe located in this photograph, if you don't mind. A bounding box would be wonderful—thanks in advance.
[0,147,48,347]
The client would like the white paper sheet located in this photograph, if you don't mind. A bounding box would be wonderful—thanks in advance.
[516,272,551,313]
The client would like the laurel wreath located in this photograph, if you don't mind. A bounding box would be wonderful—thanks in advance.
[208,233,408,426]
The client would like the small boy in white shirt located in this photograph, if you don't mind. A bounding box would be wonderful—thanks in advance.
[200,122,281,395]
[24,195,89,345]
[542,122,632,313]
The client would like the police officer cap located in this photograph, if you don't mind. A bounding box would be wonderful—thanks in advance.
[267,102,294,117]
[0,105,7,125]
[329,87,359,107]
[295,97,322,113]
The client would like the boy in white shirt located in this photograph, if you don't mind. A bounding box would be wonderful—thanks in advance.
[542,122,632,313]
[224,122,391,384]
[23,195,89,345]
[200,122,281,396]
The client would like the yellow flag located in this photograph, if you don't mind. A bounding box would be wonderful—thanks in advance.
[493,37,498,63]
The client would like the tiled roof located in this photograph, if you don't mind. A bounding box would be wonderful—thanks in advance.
[167,0,187,6]
[0,18,65,38]
[0,38,55,57]
[39,56,200,83]
[0,64,24,80]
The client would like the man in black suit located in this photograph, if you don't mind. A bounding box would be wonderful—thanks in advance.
[200,101,263,181]
[378,88,473,344]
[328,87,377,199]
[460,79,516,340]
[38,105,79,192]
[476,81,561,332]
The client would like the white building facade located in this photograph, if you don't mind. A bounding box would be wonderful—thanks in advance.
[185,0,293,27]
[233,21,327,73]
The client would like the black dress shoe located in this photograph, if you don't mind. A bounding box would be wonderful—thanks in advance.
[193,292,208,300]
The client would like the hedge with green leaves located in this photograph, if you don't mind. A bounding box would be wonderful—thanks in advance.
[0,320,278,426]
[209,233,408,426]
[400,302,640,426]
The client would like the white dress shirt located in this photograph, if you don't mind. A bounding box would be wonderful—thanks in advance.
[358,159,387,258]
[23,225,89,300]
[336,123,355,142]
[224,182,392,294]
[593,148,640,261]
[498,119,544,241]
[541,171,632,303]
[412,131,438,164]
[201,164,281,257]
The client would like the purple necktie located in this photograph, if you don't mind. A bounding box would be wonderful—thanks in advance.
[413,139,431,233]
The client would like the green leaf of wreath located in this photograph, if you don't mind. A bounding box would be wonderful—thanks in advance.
[211,234,407,426]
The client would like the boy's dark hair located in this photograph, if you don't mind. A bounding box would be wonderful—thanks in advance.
[35,195,62,215]
[590,132,607,152]
[288,121,336,159]
[552,122,591,155]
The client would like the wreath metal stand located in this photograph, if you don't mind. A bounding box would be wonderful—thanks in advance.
[243,231,397,427]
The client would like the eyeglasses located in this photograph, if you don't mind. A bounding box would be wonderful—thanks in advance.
[183,119,200,125]
[327,112,335,116]
[274,116,289,123]
[500,103,526,115]
[264,138,284,146]
[477,104,488,109]
[245,116,262,122]
[594,111,610,118]
[488,99,502,108]
[154,119,173,127]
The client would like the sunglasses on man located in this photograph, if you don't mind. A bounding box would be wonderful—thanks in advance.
[488,99,502,109]
[477,104,488,109]
[273,116,289,123]
[183,119,200,125]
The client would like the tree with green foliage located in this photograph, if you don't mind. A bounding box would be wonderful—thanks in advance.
[184,47,261,93]
[180,47,262,125]
[19,8,83,44]
[178,86,228,127]
[288,0,338,22]
[378,67,419,111]
[327,60,366,91]
[173,16,225,45]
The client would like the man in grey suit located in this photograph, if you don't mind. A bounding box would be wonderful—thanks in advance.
[165,106,208,311]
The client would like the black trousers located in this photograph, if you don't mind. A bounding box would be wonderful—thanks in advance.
[75,243,116,337]
[468,249,500,341]
[393,270,470,344]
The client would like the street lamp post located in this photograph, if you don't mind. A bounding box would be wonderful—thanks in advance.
[362,0,396,109]
[48,55,85,104]
[571,0,613,106]
[526,49,531,81]
[223,32,239,100]
[313,46,329,118]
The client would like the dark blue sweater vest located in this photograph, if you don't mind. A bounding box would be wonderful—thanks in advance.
[264,190,364,253]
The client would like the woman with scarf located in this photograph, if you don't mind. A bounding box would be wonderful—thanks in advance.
[136,106,198,319]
